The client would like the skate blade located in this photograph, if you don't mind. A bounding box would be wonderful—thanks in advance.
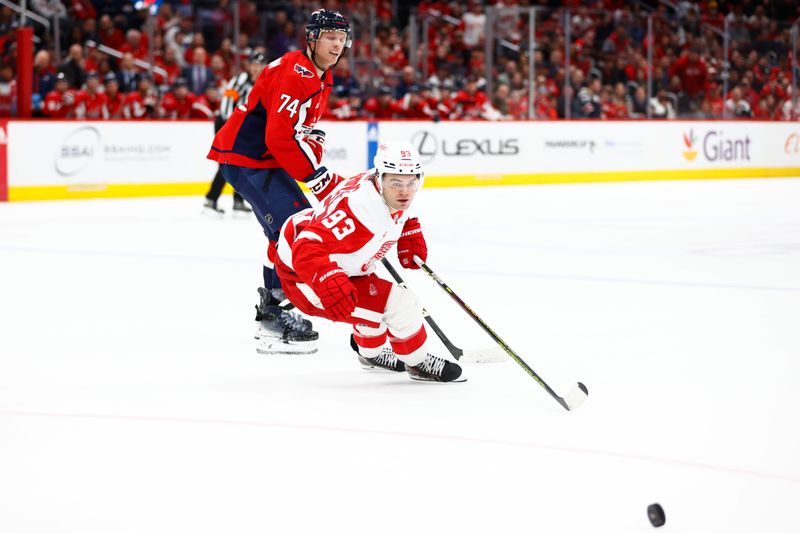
[408,374,467,383]
[256,347,318,355]
[359,363,406,373]
[256,338,318,355]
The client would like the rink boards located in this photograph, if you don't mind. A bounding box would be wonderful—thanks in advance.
[1,118,799,201]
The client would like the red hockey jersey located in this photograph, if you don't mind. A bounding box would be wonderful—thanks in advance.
[276,170,410,284]
[159,92,196,119]
[43,90,76,118]
[74,90,108,119]
[123,91,156,120]
[105,91,126,118]
[206,49,333,182]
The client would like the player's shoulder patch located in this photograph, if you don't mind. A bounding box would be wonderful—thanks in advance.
[294,63,314,79]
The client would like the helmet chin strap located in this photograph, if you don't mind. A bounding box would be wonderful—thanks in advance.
[307,33,346,73]
[307,42,326,73]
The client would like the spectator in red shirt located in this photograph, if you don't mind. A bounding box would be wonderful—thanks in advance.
[760,78,786,102]
[120,29,149,61]
[159,78,196,119]
[83,42,103,73]
[752,94,777,120]
[0,64,16,117]
[668,48,708,106]
[69,0,96,20]
[74,71,109,119]
[43,72,76,118]
[739,76,760,110]
[701,1,724,30]
[534,93,559,120]
[103,72,125,119]
[154,47,181,88]
[209,54,230,86]
[608,82,631,119]
[97,14,125,50]
[705,84,725,117]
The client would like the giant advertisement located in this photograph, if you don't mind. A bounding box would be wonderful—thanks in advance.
[377,121,800,184]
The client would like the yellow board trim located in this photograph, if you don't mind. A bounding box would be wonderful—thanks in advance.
[9,182,237,202]
[423,167,800,188]
[7,167,800,201]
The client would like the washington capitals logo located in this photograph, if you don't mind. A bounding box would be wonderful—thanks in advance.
[294,63,313,78]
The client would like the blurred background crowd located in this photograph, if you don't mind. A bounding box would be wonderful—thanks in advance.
[1,0,799,121]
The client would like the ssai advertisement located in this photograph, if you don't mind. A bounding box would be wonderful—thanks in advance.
[9,121,218,186]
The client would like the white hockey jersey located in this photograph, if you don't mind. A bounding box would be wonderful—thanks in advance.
[276,170,411,284]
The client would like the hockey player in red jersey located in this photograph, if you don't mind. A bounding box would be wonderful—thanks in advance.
[43,72,76,118]
[123,76,157,120]
[274,142,465,382]
[207,9,352,355]
[74,71,109,119]
[190,82,221,119]
[103,73,125,119]
[159,78,196,119]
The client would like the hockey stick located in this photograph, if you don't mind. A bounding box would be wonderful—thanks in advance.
[412,256,588,411]
[380,258,506,363]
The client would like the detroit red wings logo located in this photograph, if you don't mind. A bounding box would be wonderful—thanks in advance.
[294,63,314,78]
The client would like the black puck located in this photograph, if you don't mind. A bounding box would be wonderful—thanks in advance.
[647,503,666,527]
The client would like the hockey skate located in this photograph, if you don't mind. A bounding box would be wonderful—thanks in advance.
[202,198,225,217]
[255,288,318,355]
[350,335,406,373]
[232,197,253,218]
[406,352,465,382]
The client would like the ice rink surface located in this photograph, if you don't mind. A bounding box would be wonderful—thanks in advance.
[1,178,799,532]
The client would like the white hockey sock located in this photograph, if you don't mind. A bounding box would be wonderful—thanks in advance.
[353,323,388,359]
[388,325,428,367]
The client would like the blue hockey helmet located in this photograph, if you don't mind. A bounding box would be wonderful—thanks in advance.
[306,9,352,49]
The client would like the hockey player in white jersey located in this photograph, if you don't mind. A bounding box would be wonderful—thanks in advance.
[274,142,464,382]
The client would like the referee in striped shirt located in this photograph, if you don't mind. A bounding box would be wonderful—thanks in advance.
[203,51,268,215]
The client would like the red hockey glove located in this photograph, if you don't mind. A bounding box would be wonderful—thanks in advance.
[397,218,427,269]
[304,166,344,201]
[304,129,326,164]
[311,268,357,321]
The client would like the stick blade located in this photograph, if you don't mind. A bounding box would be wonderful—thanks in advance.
[564,382,589,411]
[459,347,509,364]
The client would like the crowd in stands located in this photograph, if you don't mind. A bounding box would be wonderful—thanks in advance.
[1,0,799,120]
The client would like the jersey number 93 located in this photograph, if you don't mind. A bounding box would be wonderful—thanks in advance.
[321,210,355,240]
